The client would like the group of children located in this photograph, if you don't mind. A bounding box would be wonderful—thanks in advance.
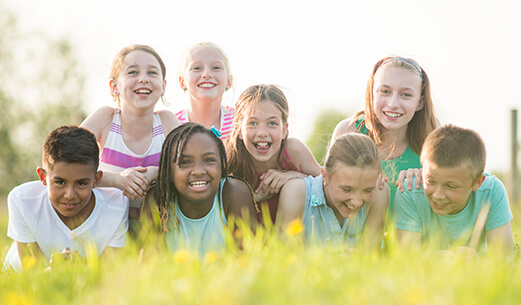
[4,42,514,272]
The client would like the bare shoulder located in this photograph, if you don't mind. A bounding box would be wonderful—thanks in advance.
[278,177,307,222]
[80,106,115,138]
[157,109,181,135]
[222,177,255,215]
[367,183,390,214]
[332,117,357,140]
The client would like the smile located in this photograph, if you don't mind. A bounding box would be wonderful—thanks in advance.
[135,88,152,94]
[198,83,216,88]
[189,181,209,189]
[384,111,402,118]
[345,203,357,210]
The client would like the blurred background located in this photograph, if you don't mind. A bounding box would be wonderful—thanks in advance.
[0,0,520,203]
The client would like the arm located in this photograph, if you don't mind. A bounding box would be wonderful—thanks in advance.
[358,184,389,251]
[331,117,356,143]
[222,177,258,230]
[395,230,423,249]
[486,222,513,253]
[16,241,46,270]
[285,138,321,177]
[276,178,307,226]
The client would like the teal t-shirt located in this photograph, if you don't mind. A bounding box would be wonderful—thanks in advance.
[392,175,512,252]
[354,117,421,216]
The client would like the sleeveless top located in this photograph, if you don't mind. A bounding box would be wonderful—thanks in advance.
[99,108,165,209]
[255,147,301,223]
[302,175,367,247]
[165,178,227,256]
[354,116,421,215]
[175,106,234,141]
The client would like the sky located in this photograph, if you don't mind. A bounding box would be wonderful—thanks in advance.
[3,0,521,174]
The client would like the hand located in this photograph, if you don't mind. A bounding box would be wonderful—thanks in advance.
[395,168,422,193]
[255,169,295,198]
[378,173,389,190]
[47,247,84,270]
[119,167,149,200]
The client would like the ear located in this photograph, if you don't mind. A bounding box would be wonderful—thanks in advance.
[471,174,486,191]
[226,74,233,91]
[416,96,425,112]
[93,171,103,188]
[321,167,328,185]
[37,167,47,185]
[178,75,186,90]
[162,80,167,94]
[109,79,118,93]
[283,122,289,139]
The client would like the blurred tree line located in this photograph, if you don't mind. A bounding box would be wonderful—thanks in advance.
[306,110,348,166]
[0,6,86,199]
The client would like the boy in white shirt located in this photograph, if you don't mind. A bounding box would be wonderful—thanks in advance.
[4,126,128,272]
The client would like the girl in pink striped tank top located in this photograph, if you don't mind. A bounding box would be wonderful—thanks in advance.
[227,84,321,224]
[176,42,234,142]
[81,45,181,203]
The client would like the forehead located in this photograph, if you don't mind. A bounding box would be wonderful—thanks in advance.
[45,161,96,179]
[422,160,475,184]
[189,47,226,64]
[123,50,161,68]
[373,66,422,89]
[245,100,282,118]
[180,132,220,155]
[329,164,380,187]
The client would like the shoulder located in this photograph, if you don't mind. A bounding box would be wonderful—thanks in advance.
[93,187,129,213]
[80,106,116,137]
[221,177,256,217]
[332,117,357,140]
[222,105,235,115]
[157,109,181,134]
[222,177,252,199]
[8,181,47,207]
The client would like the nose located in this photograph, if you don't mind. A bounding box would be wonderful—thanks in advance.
[64,185,76,200]
[202,67,212,79]
[138,72,150,83]
[192,161,207,175]
[257,124,268,137]
[388,93,400,108]
[431,186,445,200]
[350,193,363,208]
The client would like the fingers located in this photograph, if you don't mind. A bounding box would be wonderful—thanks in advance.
[120,167,150,199]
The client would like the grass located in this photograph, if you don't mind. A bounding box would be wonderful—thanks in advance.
[1,202,521,305]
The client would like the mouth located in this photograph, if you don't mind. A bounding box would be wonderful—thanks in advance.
[134,88,152,95]
[198,82,216,88]
[189,180,209,190]
[432,200,450,207]
[384,111,402,118]
[254,141,271,152]
[62,203,78,210]
[344,203,358,210]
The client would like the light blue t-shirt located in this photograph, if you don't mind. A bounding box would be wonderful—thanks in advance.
[165,178,227,256]
[393,175,512,252]
[302,175,367,247]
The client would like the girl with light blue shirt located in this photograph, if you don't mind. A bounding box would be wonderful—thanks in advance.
[278,133,389,250]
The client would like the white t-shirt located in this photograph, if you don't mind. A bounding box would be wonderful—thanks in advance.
[4,181,129,271]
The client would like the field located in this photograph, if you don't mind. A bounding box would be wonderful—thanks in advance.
[1,201,521,305]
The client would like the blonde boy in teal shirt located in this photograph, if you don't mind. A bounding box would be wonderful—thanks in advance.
[393,125,513,254]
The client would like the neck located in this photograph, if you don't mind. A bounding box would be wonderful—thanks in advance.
[378,126,409,160]
[188,98,223,129]
[176,194,215,219]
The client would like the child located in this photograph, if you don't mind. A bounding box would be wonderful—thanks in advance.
[393,125,513,254]
[143,123,257,256]
[278,133,389,250]
[332,56,437,215]
[4,126,128,272]
[175,42,234,141]
[227,84,321,223]
[80,44,180,225]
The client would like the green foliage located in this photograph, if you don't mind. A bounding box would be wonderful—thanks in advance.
[0,6,86,197]
[306,109,348,165]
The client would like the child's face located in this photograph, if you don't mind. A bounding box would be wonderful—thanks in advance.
[322,164,380,219]
[37,162,101,221]
[239,100,288,170]
[422,160,485,216]
[111,50,166,110]
[172,133,222,207]
[372,66,423,132]
[180,47,231,103]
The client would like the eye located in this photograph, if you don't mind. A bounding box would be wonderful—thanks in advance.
[363,188,375,194]
[77,181,88,187]
[268,121,279,127]
[179,159,192,167]
[205,157,217,163]
[148,71,158,76]
[342,187,352,193]
[191,66,202,71]
[247,121,257,127]
[446,184,458,190]
[55,180,66,186]
[401,92,413,98]
[212,66,222,70]
[128,70,138,75]
[378,89,390,95]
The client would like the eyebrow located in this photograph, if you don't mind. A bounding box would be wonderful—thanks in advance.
[52,176,91,182]
[126,64,160,70]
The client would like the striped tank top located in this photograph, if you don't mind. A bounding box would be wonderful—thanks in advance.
[99,109,165,209]
[175,106,234,141]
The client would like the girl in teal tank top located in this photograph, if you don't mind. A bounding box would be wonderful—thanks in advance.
[142,123,257,255]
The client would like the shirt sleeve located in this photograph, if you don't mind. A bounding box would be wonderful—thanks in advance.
[393,185,423,232]
[106,201,129,248]
[6,189,36,243]
[484,177,513,231]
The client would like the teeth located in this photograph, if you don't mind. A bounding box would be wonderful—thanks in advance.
[384,112,401,118]
[190,181,208,188]
[255,142,269,148]
[199,83,215,88]
[135,89,151,94]
[345,204,357,210]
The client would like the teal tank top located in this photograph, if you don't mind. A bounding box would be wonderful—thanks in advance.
[165,178,227,256]
[302,175,367,248]
[354,117,421,217]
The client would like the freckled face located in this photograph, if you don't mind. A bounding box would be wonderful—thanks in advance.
[372,66,423,132]
[323,164,380,219]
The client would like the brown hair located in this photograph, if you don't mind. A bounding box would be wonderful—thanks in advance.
[421,124,486,181]
[227,84,296,188]
[356,56,437,155]
[324,133,381,175]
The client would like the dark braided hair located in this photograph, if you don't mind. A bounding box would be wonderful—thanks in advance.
[155,122,228,234]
